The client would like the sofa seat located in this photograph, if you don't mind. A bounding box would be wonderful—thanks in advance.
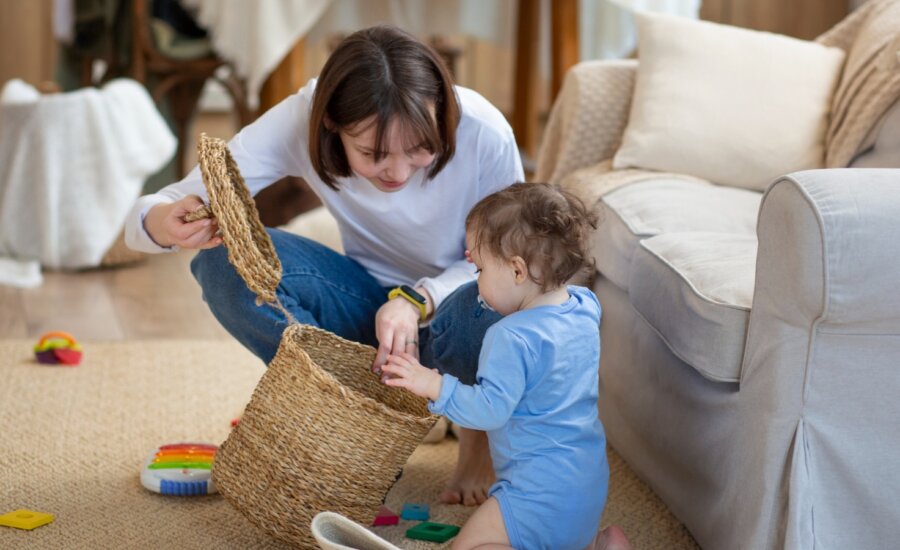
[595,179,761,291]
[630,232,757,382]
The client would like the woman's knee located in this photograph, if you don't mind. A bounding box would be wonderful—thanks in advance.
[190,245,242,300]
[422,281,501,383]
[430,281,479,330]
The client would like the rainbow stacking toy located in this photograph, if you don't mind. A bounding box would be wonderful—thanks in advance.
[33,331,83,365]
[140,443,218,496]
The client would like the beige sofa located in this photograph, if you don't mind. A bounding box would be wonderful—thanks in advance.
[535,52,900,549]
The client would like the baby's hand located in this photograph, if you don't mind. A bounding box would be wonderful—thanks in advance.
[381,352,442,401]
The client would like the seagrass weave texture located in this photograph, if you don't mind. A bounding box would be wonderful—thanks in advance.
[214,325,437,548]
[196,134,282,305]
[193,134,438,548]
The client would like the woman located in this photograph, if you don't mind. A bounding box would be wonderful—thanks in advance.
[125,25,524,506]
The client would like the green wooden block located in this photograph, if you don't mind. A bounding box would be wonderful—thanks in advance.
[405,522,461,543]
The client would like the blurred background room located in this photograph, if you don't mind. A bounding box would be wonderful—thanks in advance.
[0,1,886,549]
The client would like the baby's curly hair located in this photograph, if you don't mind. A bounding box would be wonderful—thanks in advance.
[466,182,599,291]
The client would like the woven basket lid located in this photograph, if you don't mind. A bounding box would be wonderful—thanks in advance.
[196,133,282,305]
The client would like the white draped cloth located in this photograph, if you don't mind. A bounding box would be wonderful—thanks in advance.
[180,0,697,111]
[181,0,333,110]
[0,79,175,286]
[182,0,519,109]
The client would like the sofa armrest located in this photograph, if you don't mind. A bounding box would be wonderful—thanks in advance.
[749,168,900,351]
[535,60,636,184]
[738,168,900,549]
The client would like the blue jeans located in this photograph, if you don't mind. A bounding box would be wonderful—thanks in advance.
[191,228,500,384]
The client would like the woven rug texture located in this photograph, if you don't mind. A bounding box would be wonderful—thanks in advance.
[0,340,697,549]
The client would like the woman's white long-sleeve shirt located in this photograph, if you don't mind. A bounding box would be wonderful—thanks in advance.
[125,79,524,310]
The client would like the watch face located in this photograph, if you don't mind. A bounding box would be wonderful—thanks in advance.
[400,285,426,304]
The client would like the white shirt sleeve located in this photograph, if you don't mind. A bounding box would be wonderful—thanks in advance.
[414,258,477,311]
[124,85,311,254]
[414,125,524,310]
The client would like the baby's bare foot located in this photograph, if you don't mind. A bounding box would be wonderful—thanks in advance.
[589,525,632,550]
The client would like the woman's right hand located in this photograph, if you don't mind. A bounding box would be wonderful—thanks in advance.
[143,195,222,250]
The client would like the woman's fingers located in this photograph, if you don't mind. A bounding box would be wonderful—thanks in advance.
[178,224,215,249]
[167,218,222,249]
[171,218,211,241]
[392,331,414,359]
[173,195,207,217]
[373,327,393,373]
[196,236,224,249]
[183,194,206,210]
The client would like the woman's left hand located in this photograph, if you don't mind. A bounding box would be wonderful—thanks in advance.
[372,296,421,374]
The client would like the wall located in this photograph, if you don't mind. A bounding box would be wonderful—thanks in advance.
[701,0,849,40]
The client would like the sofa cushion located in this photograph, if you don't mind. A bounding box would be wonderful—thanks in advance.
[595,179,761,291]
[628,232,757,382]
[612,12,845,191]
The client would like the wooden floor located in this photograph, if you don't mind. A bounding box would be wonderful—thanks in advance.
[1,251,231,341]
[2,112,238,342]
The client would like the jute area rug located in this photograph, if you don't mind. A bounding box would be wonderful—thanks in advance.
[0,340,697,549]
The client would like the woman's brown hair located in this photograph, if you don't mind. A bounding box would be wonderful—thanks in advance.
[308,25,461,190]
[466,182,599,291]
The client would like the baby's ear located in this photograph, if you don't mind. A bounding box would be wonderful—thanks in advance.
[510,256,529,283]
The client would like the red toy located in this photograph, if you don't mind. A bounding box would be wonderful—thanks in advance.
[33,331,83,366]
[372,505,399,526]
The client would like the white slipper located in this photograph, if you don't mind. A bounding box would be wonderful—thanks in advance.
[311,511,401,550]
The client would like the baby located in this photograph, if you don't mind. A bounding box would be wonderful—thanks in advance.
[382,182,630,549]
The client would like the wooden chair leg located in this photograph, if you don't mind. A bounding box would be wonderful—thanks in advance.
[166,79,207,177]
[217,73,254,128]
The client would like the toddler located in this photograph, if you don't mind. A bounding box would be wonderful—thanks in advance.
[382,182,630,549]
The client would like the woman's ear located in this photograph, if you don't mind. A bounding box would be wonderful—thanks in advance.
[510,256,529,284]
[323,114,335,131]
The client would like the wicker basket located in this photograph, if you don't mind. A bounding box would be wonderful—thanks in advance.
[193,134,438,548]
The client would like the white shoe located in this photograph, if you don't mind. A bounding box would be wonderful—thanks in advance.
[311,511,401,550]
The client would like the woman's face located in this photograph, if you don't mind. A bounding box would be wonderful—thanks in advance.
[338,115,436,193]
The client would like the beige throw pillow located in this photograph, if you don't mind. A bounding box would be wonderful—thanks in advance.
[612,13,845,191]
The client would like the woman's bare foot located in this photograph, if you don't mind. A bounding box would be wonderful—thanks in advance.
[589,525,632,550]
[422,417,449,444]
[440,427,494,506]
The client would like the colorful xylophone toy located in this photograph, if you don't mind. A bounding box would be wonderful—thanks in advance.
[140,443,218,496]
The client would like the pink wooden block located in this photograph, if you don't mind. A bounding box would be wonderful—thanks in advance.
[372,505,399,526]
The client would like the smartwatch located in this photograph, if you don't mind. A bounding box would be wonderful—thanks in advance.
[388,285,428,321]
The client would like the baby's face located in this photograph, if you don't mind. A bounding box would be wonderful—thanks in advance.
[465,232,524,316]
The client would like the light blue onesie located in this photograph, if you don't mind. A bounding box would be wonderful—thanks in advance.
[429,286,607,550]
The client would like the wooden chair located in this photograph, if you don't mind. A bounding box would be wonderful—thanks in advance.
[130,0,253,177]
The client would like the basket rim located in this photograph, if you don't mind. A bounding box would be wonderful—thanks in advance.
[280,324,439,428]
